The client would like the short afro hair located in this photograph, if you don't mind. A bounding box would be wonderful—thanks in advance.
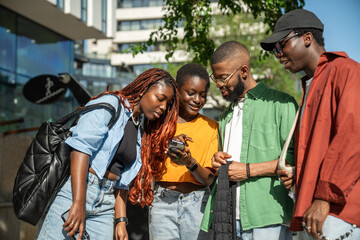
[293,28,325,47]
[176,63,210,91]
[211,41,250,64]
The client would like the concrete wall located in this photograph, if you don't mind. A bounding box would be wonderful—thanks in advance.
[0,134,36,240]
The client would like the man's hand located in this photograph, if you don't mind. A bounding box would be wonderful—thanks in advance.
[228,162,247,182]
[303,199,330,239]
[211,152,231,171]
[277,169,294,189]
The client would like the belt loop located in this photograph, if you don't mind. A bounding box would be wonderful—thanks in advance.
[109,181,114,192]
[88,172,95,185]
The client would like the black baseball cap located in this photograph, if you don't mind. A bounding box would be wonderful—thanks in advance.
[260,9,324,51]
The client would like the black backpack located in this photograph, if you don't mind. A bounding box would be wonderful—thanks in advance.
[13,95,121,225]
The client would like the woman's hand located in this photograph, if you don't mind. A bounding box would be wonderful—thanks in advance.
[63,202,86,240]
[166,134,194,166]
[63,150,89,240]
[114,189,128,240]
[115,222,129,240]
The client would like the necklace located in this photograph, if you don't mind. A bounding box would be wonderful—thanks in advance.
[131,115,139,126]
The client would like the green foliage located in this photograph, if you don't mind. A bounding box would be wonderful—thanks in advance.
[128,0,304,66]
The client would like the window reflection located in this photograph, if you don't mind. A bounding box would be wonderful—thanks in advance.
[117,19,163,31]
[0,7,16,73]
[117,0,164,8]
[0,6,75,133]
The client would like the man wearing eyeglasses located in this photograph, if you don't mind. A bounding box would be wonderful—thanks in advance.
[200,41,298,240]
[261,9,360,240]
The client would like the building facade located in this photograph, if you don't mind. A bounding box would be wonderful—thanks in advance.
[0,0,117,132]
[0,1,116,239]
[88,0,193,76]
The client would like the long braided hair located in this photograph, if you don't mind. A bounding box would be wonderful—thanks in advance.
[93,68,178,207]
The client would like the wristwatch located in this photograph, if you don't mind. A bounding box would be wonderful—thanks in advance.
[115,217,128,225]
[186,162,198,172]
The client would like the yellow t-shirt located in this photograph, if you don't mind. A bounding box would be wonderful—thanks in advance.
[158,114,218,185]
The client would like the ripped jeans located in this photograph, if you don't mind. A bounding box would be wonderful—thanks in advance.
[36,172,116,240]
[149,184,210,240]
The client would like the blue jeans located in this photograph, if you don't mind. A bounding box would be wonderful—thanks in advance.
[236,220,292,240]
[148,184,210,240]
[36,172,116,240]
[298,215,360,240]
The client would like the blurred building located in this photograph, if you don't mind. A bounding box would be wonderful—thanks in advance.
[87,0,195,76]
[0,1,116,239]
[0,0,117,131]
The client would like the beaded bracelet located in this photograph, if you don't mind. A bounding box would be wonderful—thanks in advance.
[317,224,356,240]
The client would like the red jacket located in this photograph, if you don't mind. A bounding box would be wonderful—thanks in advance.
[290,52,360,231]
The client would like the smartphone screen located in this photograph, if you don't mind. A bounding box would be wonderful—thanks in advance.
[61,209,90,240]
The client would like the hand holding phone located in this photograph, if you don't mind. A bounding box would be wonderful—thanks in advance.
[61,209,90,240]
[168,139,185,153]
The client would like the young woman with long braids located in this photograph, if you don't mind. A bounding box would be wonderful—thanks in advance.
[149,63,218,240]
[36,68,179,240]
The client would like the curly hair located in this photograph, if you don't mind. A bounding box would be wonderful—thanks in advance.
[93,68,179,207]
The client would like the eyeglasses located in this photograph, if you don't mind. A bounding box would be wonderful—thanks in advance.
[273,33,299,57]
[210,65,243,86]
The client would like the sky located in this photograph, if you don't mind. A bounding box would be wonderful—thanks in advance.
[304,0,360,62]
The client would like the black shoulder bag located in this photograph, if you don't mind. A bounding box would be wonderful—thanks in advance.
[13,94,121,225]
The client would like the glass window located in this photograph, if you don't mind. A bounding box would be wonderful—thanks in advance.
[0,7,75,132]
[149,0,163,7]
[119,21,130,31]
[0,7,16,73]
[57,0,65,9]
[133,0,142,7]
[121,0,133,8]
[16,16,73,77]
[117,0,163,8]
[81,0,87,23]
[102,0,107,34]
[131,21,141,30]
[118,19,163,31]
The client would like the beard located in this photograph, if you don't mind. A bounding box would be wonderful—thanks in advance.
[223,75,245,102]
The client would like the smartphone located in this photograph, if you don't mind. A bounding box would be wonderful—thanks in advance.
[61,209,90,240]
[168,139,185,153]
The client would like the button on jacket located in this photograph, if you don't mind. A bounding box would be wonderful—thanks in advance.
[65,94,142,190]
[290,52,360,231]
[201,82,298,231]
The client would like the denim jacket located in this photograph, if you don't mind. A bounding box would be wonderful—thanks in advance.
[65,94,142,190]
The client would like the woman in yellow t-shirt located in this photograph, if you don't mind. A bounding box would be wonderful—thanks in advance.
[149,63,218,240]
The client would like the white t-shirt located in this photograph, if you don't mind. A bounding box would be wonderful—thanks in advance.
[300,77,313,130]
[223,98,245,220]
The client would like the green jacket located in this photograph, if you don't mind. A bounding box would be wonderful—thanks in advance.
[201,82,298,231]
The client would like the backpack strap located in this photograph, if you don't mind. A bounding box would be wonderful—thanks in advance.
[55,94,122,130]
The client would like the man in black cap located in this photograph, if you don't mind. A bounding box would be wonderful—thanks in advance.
[261,9,360,240]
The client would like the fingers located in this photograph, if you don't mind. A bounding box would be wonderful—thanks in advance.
[302,200,330,239]
[77,223,85,240]
[212,152,232,170]
[277,169,294,189]
[282,178,293,189]
[173,134,193,145]
[65,220,79,237]
[64,219,75,233]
